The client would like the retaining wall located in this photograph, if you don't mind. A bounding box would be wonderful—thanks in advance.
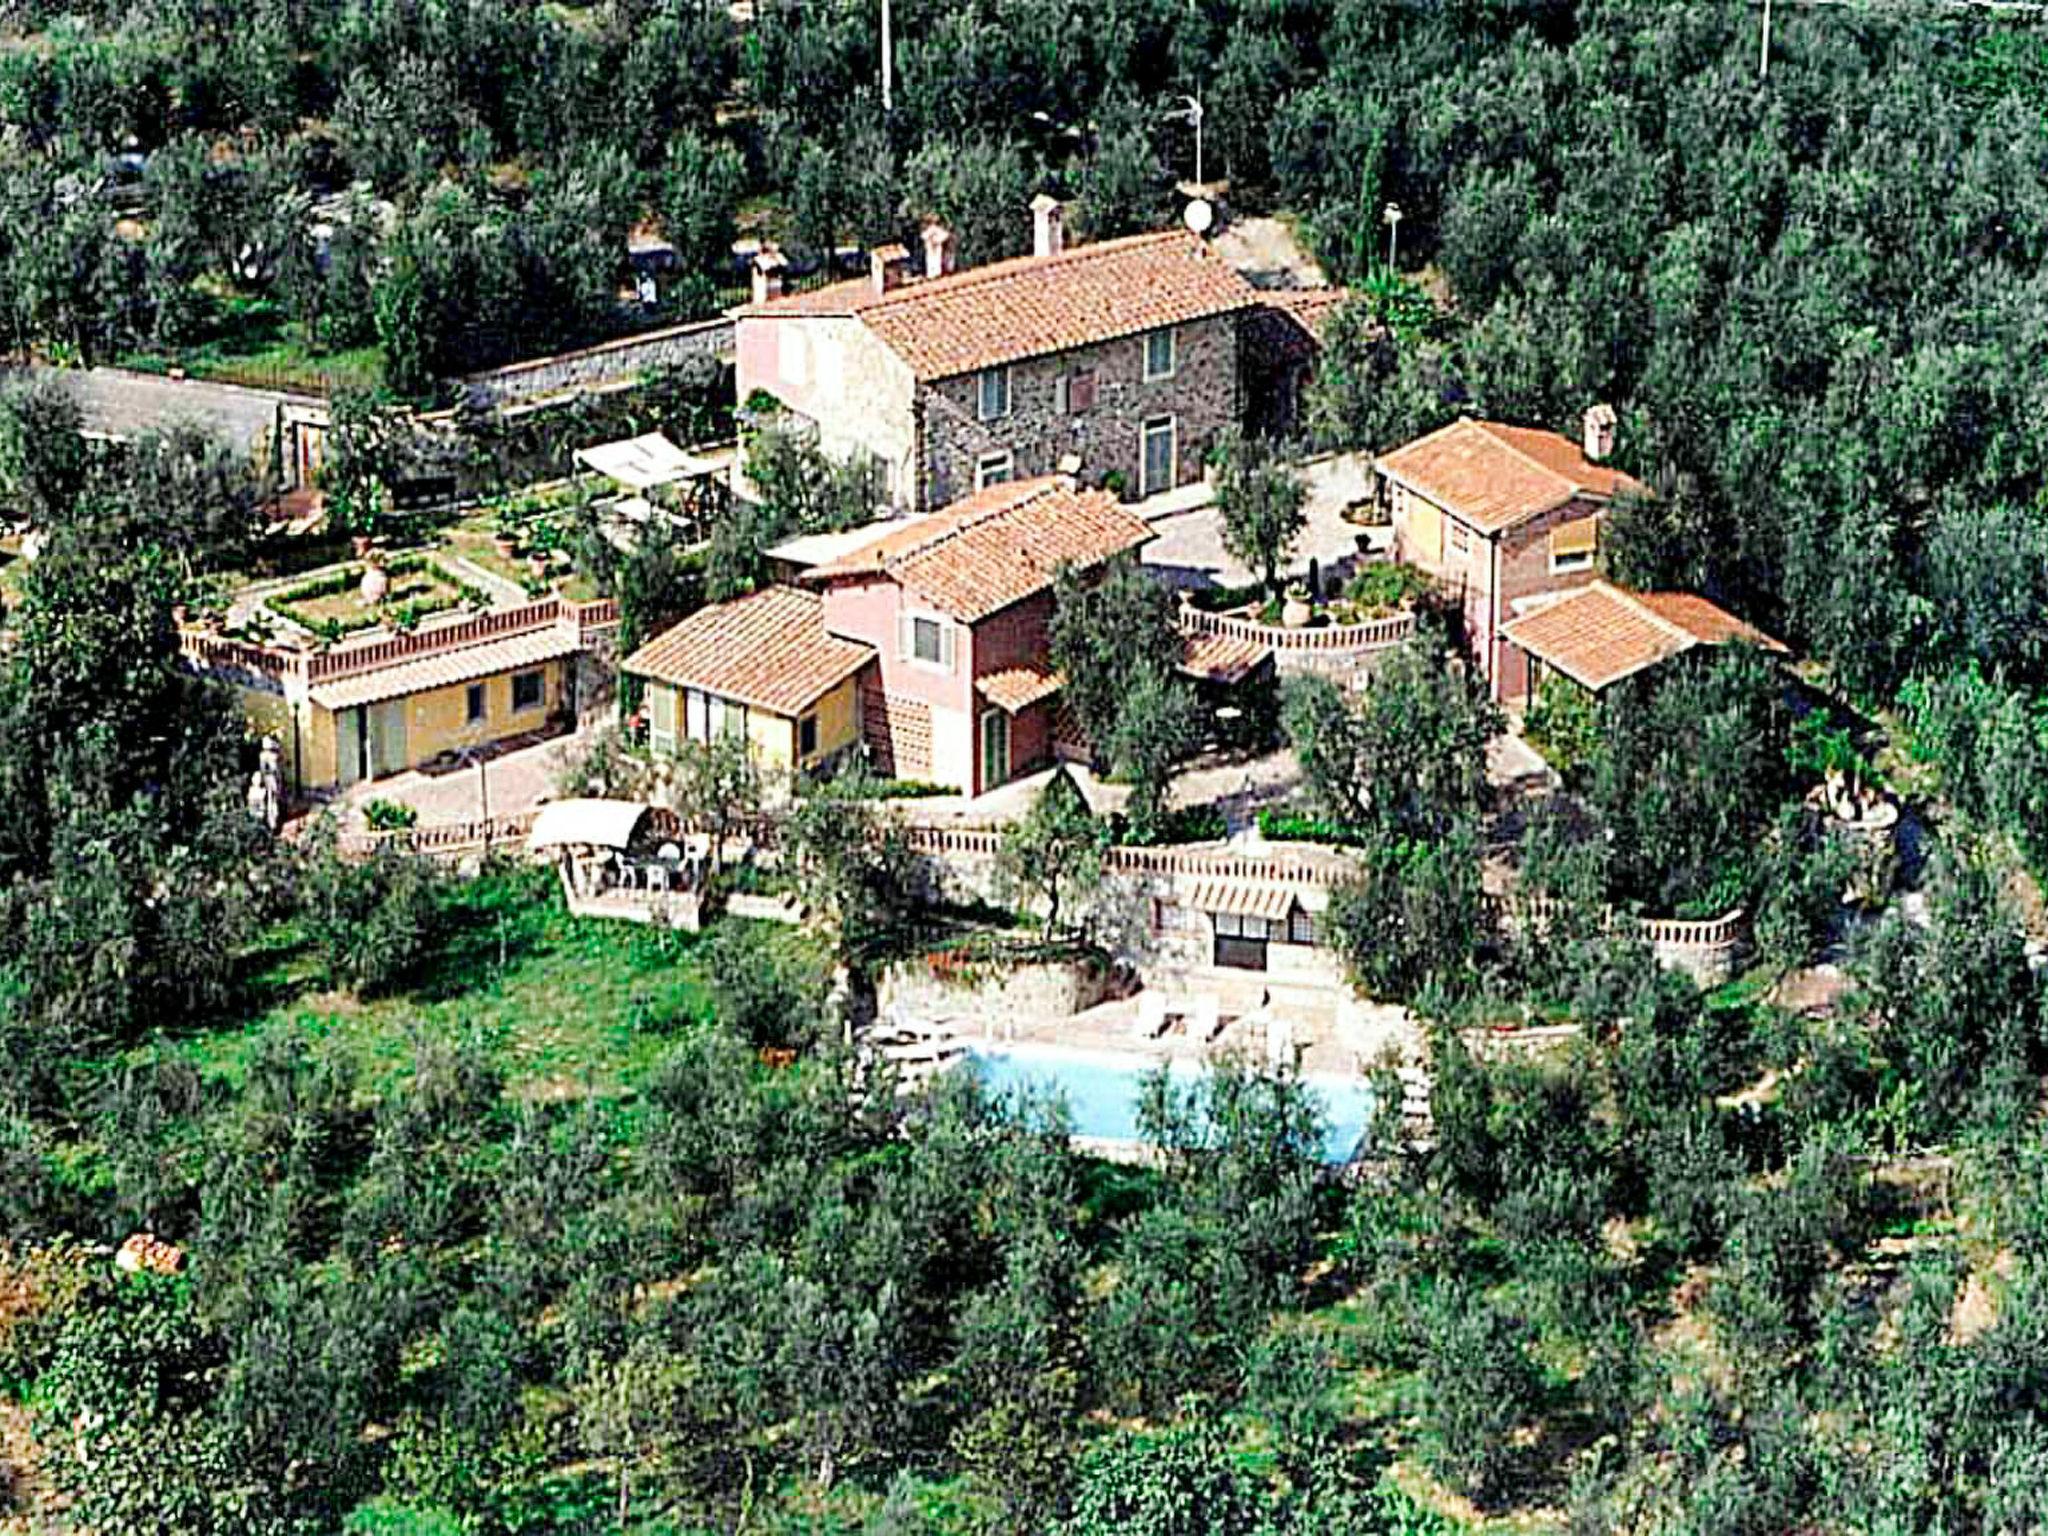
[877,952,1117,1033]
[459,316,735,410]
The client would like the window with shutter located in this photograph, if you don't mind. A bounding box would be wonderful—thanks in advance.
[910,616,946,666]
[1068,369,1097,413]
[1550,515,1599,572]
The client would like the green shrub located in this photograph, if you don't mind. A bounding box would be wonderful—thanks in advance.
[1523,673,1600,779]
[300,828,447,995]
[1113,804,1227,845]
[362,798,419,832]
[1343,562,1433,615]
[1255,808,1370,846]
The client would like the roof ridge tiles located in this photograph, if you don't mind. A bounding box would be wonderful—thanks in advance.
[1474,420,1583,496]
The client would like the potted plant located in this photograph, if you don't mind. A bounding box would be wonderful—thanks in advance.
[1281,581,1313,629]
[359,548,390,606]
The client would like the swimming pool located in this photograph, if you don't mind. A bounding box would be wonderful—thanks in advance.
[963,1041,1377,1164]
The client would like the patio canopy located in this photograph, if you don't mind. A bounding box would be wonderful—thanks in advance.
[527,798,654,852]
[1184,879,1301,923]
[574,433,720,492]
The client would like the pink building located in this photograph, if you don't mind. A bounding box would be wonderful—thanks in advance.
[1374,408,1647,703]
[630,476,1154,797]
[800,476,1154,794]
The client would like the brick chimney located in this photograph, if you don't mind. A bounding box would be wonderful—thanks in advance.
[921,222,954,279]
[1031,193,1065,259]
[1583,402,1617,463]
[749,246,786,305]
[870,242,912,294]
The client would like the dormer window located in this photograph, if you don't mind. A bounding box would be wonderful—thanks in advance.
[978,366,1011,421]
[1143,328,1177,382]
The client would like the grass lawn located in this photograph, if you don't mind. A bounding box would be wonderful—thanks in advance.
[172,867,771,1101]
[118,291,387,398]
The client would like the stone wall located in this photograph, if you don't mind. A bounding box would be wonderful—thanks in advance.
[876,951,1118,1032]
[460,316,735,410]
[918,312,1241,510]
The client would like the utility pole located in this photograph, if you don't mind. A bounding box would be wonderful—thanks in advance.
[1759,0,1772,81]
[881,0,893,112]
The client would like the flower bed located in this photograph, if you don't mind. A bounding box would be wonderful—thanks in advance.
[267,553,493,642]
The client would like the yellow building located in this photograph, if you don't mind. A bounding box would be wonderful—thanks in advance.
[185,597,614,794]
[623,585,871,778]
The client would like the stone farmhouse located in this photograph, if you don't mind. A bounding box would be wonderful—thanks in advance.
[624,476,1153,796]
[1374,407,1647,702]
[734,197,1268,512]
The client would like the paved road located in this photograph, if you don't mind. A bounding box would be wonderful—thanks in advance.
[2,364,311,458]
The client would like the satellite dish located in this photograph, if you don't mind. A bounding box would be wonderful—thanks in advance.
[1183,197,1215,236]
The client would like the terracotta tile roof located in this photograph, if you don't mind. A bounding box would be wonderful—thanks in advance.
[1636,590,1788,651]
[1261,287,1350,345]
[977,665,1064,713]
[806,476,1154,623]
[622,585,874,717]
[310,626,583,711]
[1376,418,1648,534]
[741,230,1259,380]
[1179,628,1271,685]
[1501,581,1785,692]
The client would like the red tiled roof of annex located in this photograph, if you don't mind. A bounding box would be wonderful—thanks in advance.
[1501,581,1786,693]
[805,476,1155,623]
[1261,286,1351,344]
[741,230,1259,379]
[977,665,1065,713]
[1376,418,1647,534]
[622,585,874,716]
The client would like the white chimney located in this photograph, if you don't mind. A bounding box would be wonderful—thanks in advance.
[1583,403,1617,463]
[750,246,786,305]
[921,222,954,279]
[1031,193,1065,259]
[870,243,912,295]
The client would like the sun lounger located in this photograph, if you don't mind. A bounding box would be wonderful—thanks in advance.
[1133,991,1171,1040]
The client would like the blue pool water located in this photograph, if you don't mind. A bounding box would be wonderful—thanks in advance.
[964,1043,1377,1164]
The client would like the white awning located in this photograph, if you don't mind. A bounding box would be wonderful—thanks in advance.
[1183,879,1301,922]
[527,798,653,852]
[574,433,716,492]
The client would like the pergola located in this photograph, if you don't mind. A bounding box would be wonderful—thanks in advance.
[573,432,728,546]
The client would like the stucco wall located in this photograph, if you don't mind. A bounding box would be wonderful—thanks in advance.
[918,313,1241,510]
[821,576,974,715]
[737,313,918,497]
[969,593,1053,680]
[1389,482,1608,701]
[306,658,566,790]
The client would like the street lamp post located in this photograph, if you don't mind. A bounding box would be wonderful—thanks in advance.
[1163,95,1205,187]
[1382,202,1403,274]
[881,0,893,112]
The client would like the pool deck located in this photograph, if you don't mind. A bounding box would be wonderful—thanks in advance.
[959,989,1363,1079]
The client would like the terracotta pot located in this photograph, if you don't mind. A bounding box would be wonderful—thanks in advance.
[359,563,390,604]
[351,534,373,559]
